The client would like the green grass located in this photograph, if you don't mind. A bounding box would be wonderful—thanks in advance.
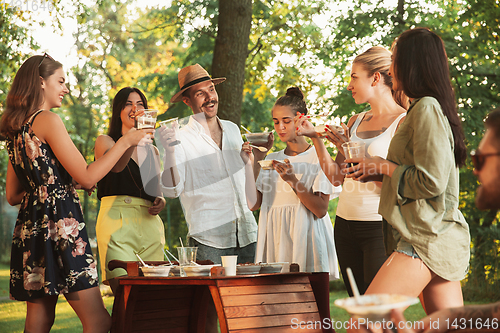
[0,263,10,299]
[0,295,115,333]
[0,263,114,332]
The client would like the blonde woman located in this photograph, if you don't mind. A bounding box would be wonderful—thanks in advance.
[297,46,408,296]
[345,28,469,316]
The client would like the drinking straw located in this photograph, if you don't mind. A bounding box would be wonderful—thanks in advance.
[240,125,251,133]
[164,248,179,262]
[162,248,173,265]
[346,267,361,304]
[135,252,149,267]
[179,237,184,248]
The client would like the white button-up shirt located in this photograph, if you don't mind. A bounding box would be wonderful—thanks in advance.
[161,116,257,249]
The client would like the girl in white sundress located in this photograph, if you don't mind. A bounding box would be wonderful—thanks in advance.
[243,87,340,279]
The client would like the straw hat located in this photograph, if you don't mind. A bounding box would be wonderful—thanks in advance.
[170,64,226,103]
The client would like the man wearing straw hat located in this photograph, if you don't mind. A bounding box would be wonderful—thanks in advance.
[161,63,258,265]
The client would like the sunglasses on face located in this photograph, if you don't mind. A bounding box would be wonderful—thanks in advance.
[38,52,54,68]
[470,149,500,171]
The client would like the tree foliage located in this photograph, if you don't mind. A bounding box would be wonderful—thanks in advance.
[1,0,499,296]
[0,4,45,262]
[0,4,40,191]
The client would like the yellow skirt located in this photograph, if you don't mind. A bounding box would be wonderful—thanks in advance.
[96,196,165,284]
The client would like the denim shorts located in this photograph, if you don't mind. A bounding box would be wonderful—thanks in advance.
[395,238,421,259]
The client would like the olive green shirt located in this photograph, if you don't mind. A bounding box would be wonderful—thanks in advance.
[379,97,470,281]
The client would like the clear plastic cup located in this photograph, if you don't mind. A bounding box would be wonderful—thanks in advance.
[134,109,158,130]
[342,141,366,171]
[159,117,178,129]
[177,247,197,266]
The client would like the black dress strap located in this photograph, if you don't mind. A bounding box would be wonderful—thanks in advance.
[26,109,44,126]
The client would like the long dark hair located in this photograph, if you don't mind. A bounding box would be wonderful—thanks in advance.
[274,87,308,115]
[392,27,467,167]
[108,87,148,141]
[0,55,63,140]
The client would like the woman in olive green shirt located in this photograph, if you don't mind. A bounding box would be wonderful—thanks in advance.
[344,28,470,315]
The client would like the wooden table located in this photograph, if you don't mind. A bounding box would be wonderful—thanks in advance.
[110,261,333,333]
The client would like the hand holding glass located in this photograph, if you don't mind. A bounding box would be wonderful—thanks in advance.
[135,109,158,133]
[342,142,366,173]
[159,117,180,146]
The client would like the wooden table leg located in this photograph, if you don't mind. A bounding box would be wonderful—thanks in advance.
[189,285,210,333]
[209,284,228,333]
[309,272,335,333]
[111,284,133,333]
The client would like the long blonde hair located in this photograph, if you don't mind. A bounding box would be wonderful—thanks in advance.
[353,46,408,110]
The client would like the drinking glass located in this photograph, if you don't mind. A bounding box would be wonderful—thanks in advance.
[177,247,197,266]
[342,141,366,170]
[159,117,178,129]
[134,109,158,132]
[159,117,180,146]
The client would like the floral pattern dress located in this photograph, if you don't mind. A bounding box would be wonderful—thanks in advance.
[7,111,98,301]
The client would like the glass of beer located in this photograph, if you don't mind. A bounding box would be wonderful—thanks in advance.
[342,141,366,171]
[134,109,158,133]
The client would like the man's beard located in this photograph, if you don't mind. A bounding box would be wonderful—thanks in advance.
[476,184,500,210]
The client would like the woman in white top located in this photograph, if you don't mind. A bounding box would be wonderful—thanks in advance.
[244,87,339,277]
[243,86,339,327]
[296,46,407,296]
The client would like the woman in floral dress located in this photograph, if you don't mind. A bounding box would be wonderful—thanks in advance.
[1,54,150,332]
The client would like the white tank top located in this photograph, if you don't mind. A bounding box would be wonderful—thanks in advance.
[336,112,406,221]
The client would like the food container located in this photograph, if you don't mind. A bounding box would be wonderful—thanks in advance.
[244,132,271,145]
[170,266,182,276]
[315,125,344,136]
[140,265,172,277]
[334,294,419,321]
[314,125,328,136]
[182,264,219,277]
[330,125,344,135]
[236,264,261,275]
[258,160,274,170]
[259,263,284,274]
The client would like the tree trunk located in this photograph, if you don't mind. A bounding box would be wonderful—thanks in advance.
[211,0,253,125]
[394,0,406,34]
